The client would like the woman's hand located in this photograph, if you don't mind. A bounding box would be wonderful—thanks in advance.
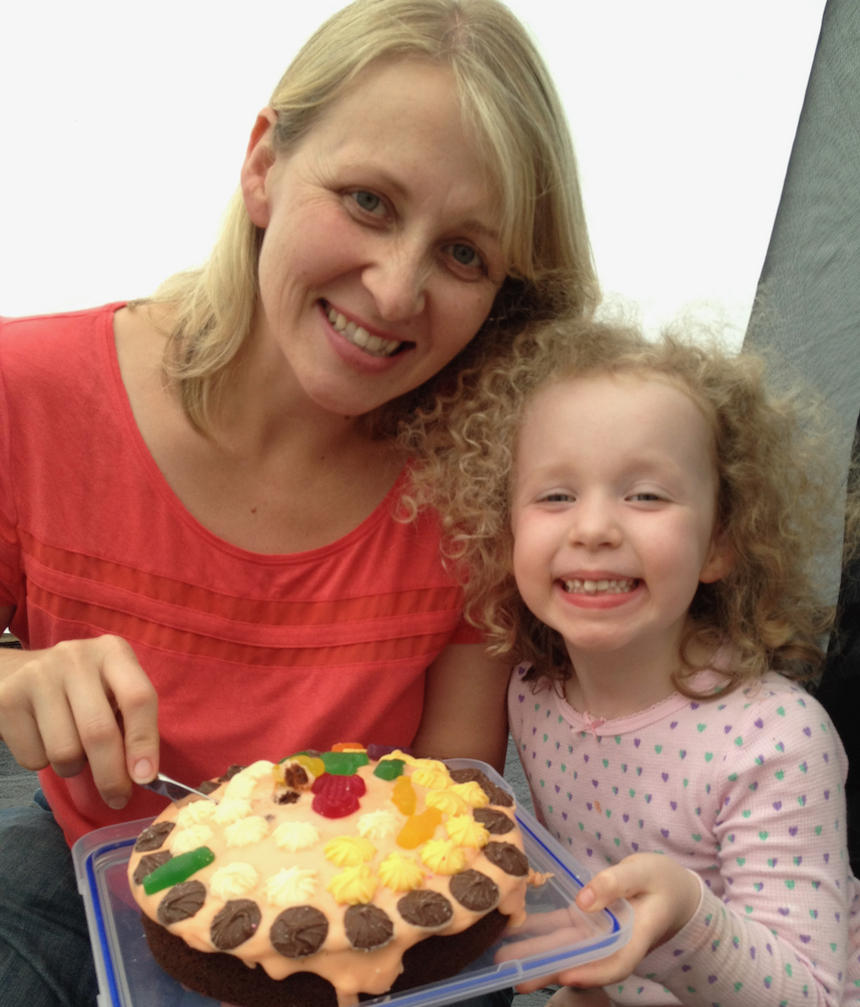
[0,634,159,809]
[515,852,701,994]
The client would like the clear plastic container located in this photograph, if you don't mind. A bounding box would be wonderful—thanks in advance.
[73,758,632,1007]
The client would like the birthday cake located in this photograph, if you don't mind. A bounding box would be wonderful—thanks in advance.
[127,745,535,1006]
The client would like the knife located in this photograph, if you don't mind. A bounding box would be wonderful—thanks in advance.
[143,772,216,803]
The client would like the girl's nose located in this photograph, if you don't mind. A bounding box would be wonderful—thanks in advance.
[568,497,621,549]
[362,244,427,322]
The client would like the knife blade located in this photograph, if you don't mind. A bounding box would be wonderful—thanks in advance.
[143,772,216,803]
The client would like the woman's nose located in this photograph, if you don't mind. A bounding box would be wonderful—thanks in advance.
[362,244,427,321]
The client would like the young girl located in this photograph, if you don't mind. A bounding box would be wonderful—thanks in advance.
[401,317,860,1005]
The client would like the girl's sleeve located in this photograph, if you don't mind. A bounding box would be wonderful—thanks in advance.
[637,685,856,1007]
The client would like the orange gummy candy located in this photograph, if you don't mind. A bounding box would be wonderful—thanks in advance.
[397,807,442,849]
[391,776,416,815]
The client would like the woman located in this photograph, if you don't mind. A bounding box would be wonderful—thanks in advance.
[0,0,596,1003]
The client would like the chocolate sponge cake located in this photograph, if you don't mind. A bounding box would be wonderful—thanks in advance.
[128,747,535,1005]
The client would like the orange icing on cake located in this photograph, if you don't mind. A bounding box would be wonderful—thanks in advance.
[128,750,530,1006]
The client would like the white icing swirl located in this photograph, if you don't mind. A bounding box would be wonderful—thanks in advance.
[224,815,270,847]
[264,867,318,907]
[212,798,253,825]
[273,821,320,852]
[176,800,217,828]
[356,809,400,841]
[209,862,259,900]
[170,824,214,855]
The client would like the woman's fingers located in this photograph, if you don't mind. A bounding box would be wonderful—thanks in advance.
[0,635,159,808]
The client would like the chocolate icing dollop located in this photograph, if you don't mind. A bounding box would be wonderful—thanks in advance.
[448,768,513,808]
[473,808,515,835]
[271,905,329,959]
[449,869,500,912]
[344,903,394,950]
[157,880,206,925]
[274,789,301,805]
[197,779,220,796]
[133,850,172,886]
[397,888,454,929]
[218,764,246,782]
[210,899,261,950]
[483,841,528,876]
[134,821,175,852]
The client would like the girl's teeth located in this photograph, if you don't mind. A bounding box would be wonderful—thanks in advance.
[563,578,636,595]
[326,306,400,357]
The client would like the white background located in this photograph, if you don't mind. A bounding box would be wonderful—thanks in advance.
[0,1,825,345]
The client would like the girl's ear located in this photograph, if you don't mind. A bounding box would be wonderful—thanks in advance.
[700,529,734,584]
[240,108,279,228]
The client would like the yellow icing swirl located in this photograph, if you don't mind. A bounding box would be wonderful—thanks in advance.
[224,815,270,847]
[411,761,452,790]
[209,862,259,900]
[264,866,318,907]
[327,865,377,905]
[419,839,467,875]
[425,788,468,816]
[324,835,377,867]
[223,771,259,801]
[445,815,490,849]
[449,781,490,808]
[171,824,214,855]
[377,852,426,892]
[356,809,400,841]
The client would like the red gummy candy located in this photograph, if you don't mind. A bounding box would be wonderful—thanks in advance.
[311,773,367,818]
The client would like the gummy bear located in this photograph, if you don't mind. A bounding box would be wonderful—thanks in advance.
[373,758,405,781]
[391,775,417,815]
[142,846,215,895]
[321,750,369,776]
[396,807,442,849]
[312,773,367,818]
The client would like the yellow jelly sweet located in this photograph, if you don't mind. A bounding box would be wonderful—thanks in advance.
[391,775,417,815]
[293,754,325,778]
[396,807,442,849]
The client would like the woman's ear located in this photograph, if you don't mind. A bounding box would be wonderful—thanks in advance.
[700,528,734,585]
[240,108,278,228]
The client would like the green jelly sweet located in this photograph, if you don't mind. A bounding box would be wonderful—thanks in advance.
[373,758,405,781]
[320,750,369,776]
[142,845,215,895]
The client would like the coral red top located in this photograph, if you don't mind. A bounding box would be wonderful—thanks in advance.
[0,304,476,845]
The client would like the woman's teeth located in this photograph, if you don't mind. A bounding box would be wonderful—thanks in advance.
[563,578,637,595]
[325,305,401,357]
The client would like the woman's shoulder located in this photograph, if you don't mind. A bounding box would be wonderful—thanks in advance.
[0,302,124,376]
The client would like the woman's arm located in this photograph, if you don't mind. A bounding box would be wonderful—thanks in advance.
[0,608,159,809]
[411,642,510,772]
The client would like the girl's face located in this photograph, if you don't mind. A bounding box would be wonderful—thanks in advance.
[510,372,731,672]
[241,58,508,418]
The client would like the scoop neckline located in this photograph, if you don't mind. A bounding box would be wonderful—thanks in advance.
[101,302,410,564]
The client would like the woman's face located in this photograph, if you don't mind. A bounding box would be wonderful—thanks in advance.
[242,58,509,418]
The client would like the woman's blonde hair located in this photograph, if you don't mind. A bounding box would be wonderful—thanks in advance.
[400,315,859,695]
[145,0,597,432]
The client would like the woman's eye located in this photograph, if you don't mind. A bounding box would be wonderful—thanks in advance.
[352,190,384,215]
[444,242,485,272]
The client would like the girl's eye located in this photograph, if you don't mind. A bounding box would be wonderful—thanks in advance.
[630,492,661,502]
[351,190,384,215]
[542,492,573,503]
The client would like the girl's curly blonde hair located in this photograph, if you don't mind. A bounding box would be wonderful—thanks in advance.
[399,315,859,696]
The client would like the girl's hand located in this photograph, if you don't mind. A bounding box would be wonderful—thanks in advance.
[516,852,701,994]
[0,634,159,809]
